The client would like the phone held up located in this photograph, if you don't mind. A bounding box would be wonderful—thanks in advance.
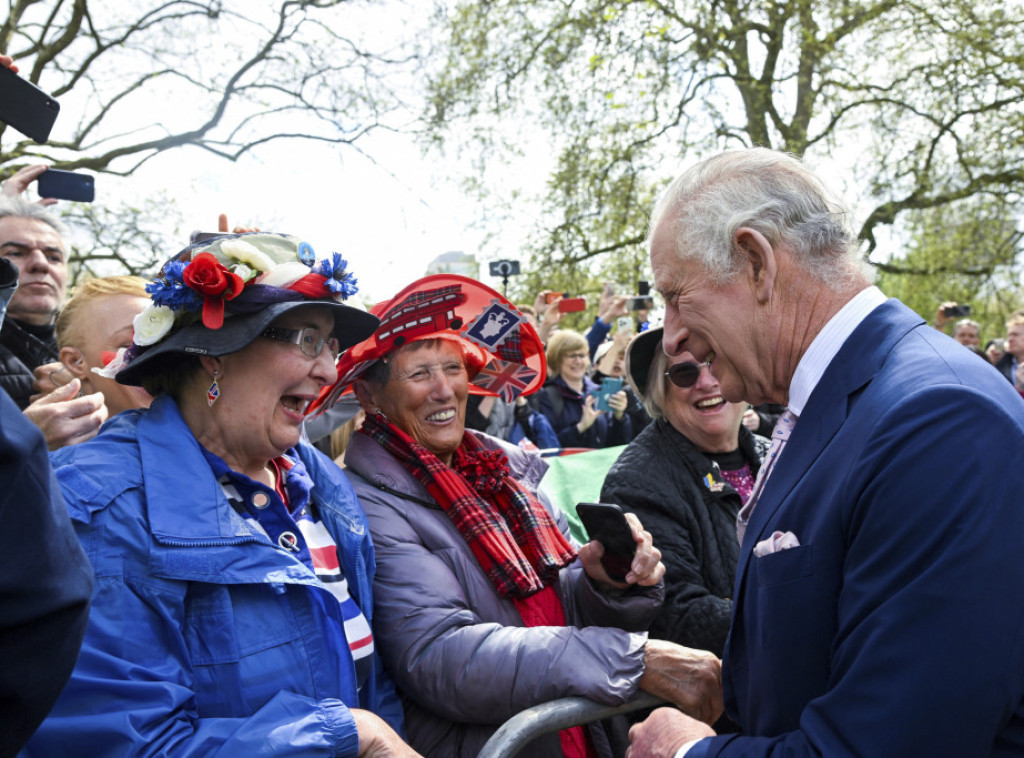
[590,376,624,412]
[0,66,60,144]
[557,296,587,313]
[943,304,972,318]
[37,169,95,202]
[575,502,636,583]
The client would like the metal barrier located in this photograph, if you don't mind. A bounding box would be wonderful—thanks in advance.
[477,692,665,758]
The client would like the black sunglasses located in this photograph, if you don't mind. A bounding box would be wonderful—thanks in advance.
[664,359,711,388]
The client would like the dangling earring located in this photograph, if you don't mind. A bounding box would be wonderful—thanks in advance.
[207,369,221,407]
[372,406,388,421]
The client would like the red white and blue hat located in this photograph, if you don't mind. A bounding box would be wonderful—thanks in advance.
[106,232,379,387]
[311,273,546,412]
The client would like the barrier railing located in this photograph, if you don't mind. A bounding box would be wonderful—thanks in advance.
[477,692,665,758]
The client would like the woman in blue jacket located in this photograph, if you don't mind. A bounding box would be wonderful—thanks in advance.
[23,234,418,757]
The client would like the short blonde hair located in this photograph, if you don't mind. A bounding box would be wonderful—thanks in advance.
[545,330,588,377]
[56,275,149,349]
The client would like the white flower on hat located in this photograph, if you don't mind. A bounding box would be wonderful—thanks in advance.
[221,238,275,272]
[257,261,309,289]
[231,262,255,283]
[133,304,176,346]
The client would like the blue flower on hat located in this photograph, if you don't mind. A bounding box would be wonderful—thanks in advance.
[315,252,359,299]
[146,260,203,312]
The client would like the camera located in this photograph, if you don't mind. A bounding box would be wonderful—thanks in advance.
[489,260,520,278]
[943,304,972,318]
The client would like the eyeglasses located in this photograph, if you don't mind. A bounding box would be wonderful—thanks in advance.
[664,359,712,388]
[565,352,589,361]
[262,326,340,360]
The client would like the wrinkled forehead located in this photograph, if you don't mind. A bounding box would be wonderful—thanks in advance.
[0,216,67,254]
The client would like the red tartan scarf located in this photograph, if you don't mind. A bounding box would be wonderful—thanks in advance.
[359,411,577,599]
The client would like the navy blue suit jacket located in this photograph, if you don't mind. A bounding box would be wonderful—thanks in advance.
[692,299,1024,756]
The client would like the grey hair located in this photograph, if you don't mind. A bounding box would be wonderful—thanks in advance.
[954,319,980,332]
[641,347,671,421]
[648,148,872,290]
[0,195,70,241]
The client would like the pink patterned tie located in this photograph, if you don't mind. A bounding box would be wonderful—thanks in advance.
[736,409,797,544]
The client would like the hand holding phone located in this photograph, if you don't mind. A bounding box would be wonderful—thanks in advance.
[590,377,624,412]
[575,502,636,582]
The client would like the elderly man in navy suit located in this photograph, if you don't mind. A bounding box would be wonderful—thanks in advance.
[627,148,1024,757]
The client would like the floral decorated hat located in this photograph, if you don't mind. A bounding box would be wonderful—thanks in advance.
[309,273,546,413]
[110,232,379,387]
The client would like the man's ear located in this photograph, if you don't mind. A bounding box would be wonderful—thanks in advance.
[733,227,777,304]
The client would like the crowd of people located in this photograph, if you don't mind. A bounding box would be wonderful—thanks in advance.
[3,52,1023,758]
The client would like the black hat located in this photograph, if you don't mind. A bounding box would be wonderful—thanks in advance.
[624,326,664,399]
[104,232,379,386]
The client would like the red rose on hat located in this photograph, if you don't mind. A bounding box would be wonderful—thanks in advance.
[183,252,245,329]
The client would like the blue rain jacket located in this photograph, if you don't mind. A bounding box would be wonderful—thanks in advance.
[22,395,403,756]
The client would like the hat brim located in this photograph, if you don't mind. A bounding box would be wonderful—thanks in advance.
[625,327,665,399]
[116,300,379,386]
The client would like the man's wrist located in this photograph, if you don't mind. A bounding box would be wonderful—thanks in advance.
[674,738,704,758]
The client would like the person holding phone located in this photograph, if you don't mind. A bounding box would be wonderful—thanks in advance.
[0,196,68,409]
[326,274,722,758]
[592,329,651,439]
[537,329,632,449]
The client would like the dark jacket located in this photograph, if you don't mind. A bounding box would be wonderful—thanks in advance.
[536,375,631,449]
[995,351,1016,384]
[0,317,59,410]
[0,256,92,756]
[600,418,766,656]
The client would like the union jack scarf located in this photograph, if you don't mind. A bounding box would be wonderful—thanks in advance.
[360,411,576,599]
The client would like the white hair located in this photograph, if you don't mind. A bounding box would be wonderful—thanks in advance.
[648,148,872,290]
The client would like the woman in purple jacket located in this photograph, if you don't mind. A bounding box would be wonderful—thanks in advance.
[319,274,723,758]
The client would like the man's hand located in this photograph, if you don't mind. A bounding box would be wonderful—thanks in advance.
[637,639,724,725]
[31,360,70,401]
[579,511,665,588]
[934,302,958,329]
[1,164,57,206]
[352,709,423,757]
[626,707,716,758]
[23,380,108,450]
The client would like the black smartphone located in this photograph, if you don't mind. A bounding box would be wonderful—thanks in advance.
[0,66,60,144]
[943,304,972,318]
[627,296,653,311]
[37,169,95,202]
[575,502,636,582]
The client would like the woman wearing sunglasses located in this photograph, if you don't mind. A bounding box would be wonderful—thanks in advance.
[600,326,769,660]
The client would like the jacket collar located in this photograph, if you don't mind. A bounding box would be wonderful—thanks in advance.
[138,396,318,585]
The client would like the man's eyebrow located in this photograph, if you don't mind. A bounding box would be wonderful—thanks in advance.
[0,240,65,255]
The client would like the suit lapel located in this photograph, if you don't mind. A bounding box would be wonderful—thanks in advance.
[732,300,923,596]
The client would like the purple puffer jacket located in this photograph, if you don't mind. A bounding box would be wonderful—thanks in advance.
[342,430,663,758]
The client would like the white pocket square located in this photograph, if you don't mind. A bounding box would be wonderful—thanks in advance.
[753,530,800,557]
